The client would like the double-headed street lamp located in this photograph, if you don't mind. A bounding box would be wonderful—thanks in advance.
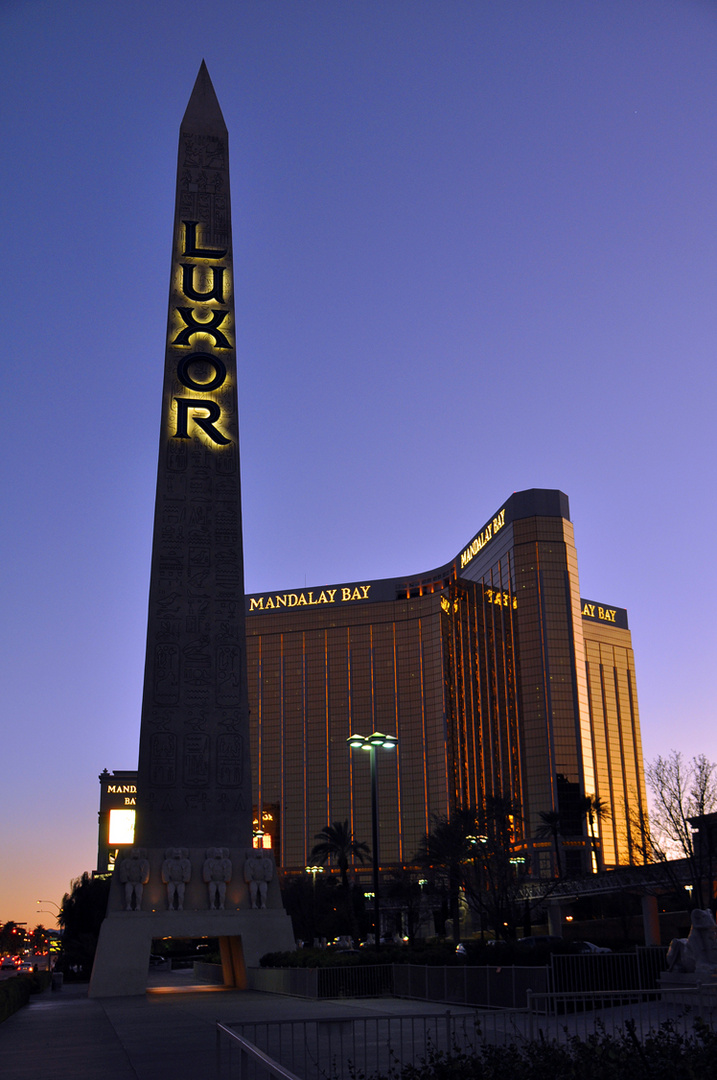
[37,900,60,915]
[347,732,397,948]
[37,900,61,970]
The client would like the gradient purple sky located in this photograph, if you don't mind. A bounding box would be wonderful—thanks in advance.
[2,0,716,928]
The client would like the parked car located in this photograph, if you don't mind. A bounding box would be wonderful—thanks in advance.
[517,935,564,949]
[574,940,612,954]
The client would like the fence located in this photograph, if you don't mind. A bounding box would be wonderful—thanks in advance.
[248,965,393,998]
[548,946,669,994]
[249,953,669,1006]
[249,959,669,1006]
[218,1012,480,1080]
[393,963,549,1008]
[250,963,549,1006]
[635,944,671,987]
[217,986,717,1079]
[216,1024,303,1080]
[526,985,717,1041]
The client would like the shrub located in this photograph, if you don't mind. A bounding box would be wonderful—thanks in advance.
[371,1021,717,1080]
[0,972,51,1024]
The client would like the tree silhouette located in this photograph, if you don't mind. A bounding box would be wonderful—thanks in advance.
[310,820,369,889]
[581,794,609,871]
[416,800,535,941]
[415,807,478,941]
[645,751,717,908]
[59,871,111,977]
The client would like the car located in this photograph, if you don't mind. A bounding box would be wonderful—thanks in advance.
[574,940,612,954]
[517,935,564,949]
[18,961,34,973]
[1,957,19,970]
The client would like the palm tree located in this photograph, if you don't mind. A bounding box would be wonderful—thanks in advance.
[536,810,563,879]
[310,820,370,889]
[581,794,609,872]
[415,807,479,942]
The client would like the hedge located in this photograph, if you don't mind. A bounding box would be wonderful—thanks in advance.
[0,972,51,1024]
[376,1022,717,1080]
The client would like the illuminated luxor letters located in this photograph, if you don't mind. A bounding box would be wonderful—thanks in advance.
[171,220,231,445]
[460,508,506,569]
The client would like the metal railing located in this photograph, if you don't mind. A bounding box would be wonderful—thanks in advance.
[216,1023,303,1080]
[250,950,671,1006]
[549,947,669,995]
[249,965,392,999]
[316,964,394,998]
[220,1012,479,1080]
[635,944,670,988]
[393,963,548,1008]
[217,985,717,1078]
[549,951,638,994]
[527,985,717,1041]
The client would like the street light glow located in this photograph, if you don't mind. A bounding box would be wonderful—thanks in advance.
[347,732,397,751]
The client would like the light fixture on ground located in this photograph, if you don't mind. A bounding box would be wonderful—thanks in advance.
[347,732,397,947]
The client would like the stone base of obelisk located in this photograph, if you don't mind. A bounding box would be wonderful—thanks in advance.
[89,848,295,997]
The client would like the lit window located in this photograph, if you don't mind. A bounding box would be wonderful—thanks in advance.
[108,809,136,845]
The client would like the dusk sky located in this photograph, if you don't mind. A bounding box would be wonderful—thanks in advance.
[2,0,716,928]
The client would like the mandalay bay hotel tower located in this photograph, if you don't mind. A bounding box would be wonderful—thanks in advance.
[246,488,648,882]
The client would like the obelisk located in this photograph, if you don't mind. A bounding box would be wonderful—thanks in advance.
[138,63,252,850]
[90,64,294,997]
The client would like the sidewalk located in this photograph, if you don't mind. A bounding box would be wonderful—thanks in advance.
[0,972,465,1080]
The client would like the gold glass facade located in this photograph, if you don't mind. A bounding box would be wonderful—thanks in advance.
[582,607,647,868]
[245,489,648,879]
[247,594,448,877]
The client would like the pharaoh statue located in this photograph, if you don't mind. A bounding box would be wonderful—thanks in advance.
[243,850,274,909]
[203,847,232,910]
[161,847,191,911]
[119,847,150,911]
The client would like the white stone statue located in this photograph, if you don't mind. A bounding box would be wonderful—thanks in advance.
[667,908,717,974]
[161,847,191,910]
[119,847,150,911]
[243,850,274,909]
[203,847,232,909]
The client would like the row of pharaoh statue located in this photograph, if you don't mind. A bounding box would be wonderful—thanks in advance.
[119,847,274,912]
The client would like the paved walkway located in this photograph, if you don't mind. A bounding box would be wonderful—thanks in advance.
[0,971,464,1080]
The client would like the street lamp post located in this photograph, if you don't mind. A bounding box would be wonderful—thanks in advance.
[37,900,61,972]
[347,732,397,948]
[305,865,324,945]
[37,900,60,914]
